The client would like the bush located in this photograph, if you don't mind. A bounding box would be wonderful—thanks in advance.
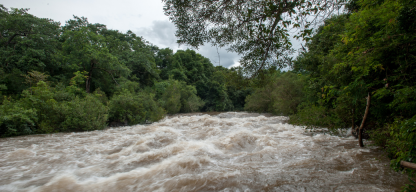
[289,103,343,130]
[0,97,37,137]
[109,89,165,125]
[179,84,205,113]
[1,80,109,134]
[140,92,166,122]
[182,94,205,112]
[20,81,62,133]
[59,94,109,131]
[372,116,416,168]
[155,79,204,114]
[161,81,182,114]
[245,72,304,115]
[367,116,416,191]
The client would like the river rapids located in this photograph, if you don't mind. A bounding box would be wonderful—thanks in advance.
[0,112,409,191]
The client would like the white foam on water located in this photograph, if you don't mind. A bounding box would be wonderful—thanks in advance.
[0,112,408,191]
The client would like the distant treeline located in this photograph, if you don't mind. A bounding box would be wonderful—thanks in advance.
[0,5,252,137]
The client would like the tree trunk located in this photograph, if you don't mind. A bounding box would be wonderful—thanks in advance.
[358,92,371,147]
[358,128,364,147]
[352,108,355,134]
[86,61,95,93]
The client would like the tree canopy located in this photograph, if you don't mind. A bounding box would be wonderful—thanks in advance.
[162,0,347,76]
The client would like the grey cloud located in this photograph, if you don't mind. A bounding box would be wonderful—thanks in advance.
[195,46,240,68]
[136,20,178,49]
[3,0,240,68]
[136,20,241,68]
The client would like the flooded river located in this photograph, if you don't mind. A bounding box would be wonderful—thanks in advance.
[0,112,409,191]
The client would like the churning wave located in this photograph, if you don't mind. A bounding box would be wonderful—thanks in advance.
[0,112,407,191]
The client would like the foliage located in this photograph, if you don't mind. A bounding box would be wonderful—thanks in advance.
[289,103,345,129]
[20,81,60,132]
[367,116,416,191]
[245,72,304,115]
[156,80,182,114]
[162,0,346,75]
[109,89,165,125]
[60,16,130,93]
[290,0,416,189]
[0,4,259,141]
[179,85,206,113]
[59,94,108,131]
[0,5,61,77]
[155,79,205,114]
[0,68,6,99]
[22,71,50,87]
[19,80,108,132]
[0,78,109,136]
[0,97,37,137]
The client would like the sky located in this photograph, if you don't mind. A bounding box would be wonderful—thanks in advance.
[2,0,301,68]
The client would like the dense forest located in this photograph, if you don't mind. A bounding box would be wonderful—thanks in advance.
[1,0,415,190]
[0,4,254,137]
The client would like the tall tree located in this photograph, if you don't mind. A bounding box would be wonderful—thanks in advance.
[0,5,61,94]
[101,29,160,87]
[162,0,346,76]
[60,16,130,93]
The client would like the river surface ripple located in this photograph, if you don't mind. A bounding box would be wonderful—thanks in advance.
[0,112,409,191]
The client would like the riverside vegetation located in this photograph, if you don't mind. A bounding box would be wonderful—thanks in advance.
[1,0,415,190]
[0,4,251,138]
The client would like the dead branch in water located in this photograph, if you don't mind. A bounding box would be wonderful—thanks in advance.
[401,161,416,171]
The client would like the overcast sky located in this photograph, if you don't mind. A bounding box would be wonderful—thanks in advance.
[2,0,301,68]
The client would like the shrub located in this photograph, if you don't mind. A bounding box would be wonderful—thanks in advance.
[155,79,204,114]
[367,116,416,191]
[60,94,109,131]
[161,81,182,114]
[179,84,205,113]
[0,97,37,137]
[182,94,205,112]
[139,92,166,122]
[289,103,342,130]
[20,81,62,133]
[383,117,416,169]
[18,81,108,133]
[245,72,304,115]
[109,89,165,125]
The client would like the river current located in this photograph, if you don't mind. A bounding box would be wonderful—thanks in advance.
[0,112,409,191]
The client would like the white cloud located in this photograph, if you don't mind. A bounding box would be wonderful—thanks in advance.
[2,0,167,32]
[136,20,241,68]
[3,0,242,68]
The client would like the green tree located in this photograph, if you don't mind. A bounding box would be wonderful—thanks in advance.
[245,72,304,115]
[60,16,130,93]
[154,79,205,113]
[162,0,346,75]
[155,48,174,80]
[0,5,61,94]
[289,0,416,188]
[0,97,37,137]
[101,29,160,88]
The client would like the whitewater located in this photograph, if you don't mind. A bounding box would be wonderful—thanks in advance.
[0,112,408,191]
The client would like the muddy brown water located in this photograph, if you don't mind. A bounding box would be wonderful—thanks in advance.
[0,112,409,191]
